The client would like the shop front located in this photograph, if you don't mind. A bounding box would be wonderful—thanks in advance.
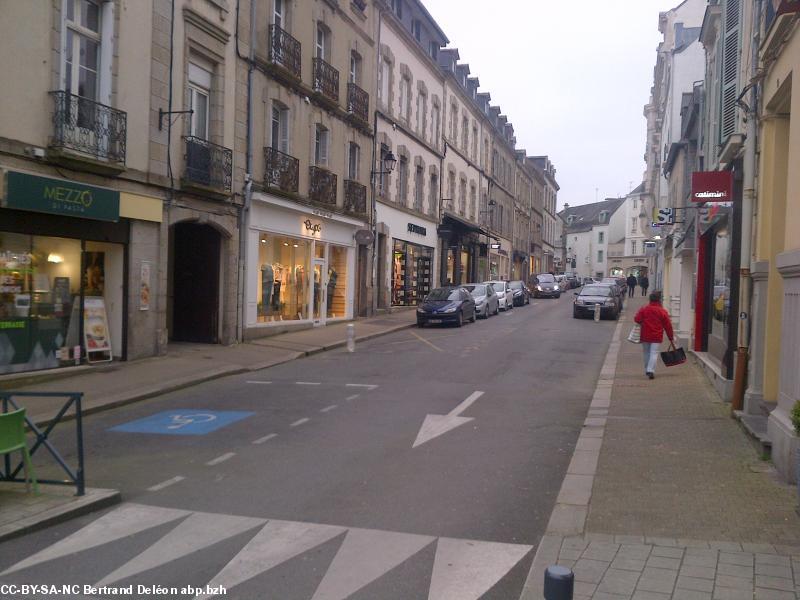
[438,213,486,286]
[0,171,131,375]
[489,237,512,281]
[245,194,360,334]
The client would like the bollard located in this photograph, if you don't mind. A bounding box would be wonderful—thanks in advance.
[346,323,356,352]
[544,565,574,600]
[594,303,601,322]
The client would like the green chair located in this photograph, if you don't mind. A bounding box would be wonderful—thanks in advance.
[0,408,38,494]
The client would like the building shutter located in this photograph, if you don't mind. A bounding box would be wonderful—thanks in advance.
[720,0,741,142]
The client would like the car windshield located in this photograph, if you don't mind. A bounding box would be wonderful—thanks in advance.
[427,288,461,301]
[509,281,523,289]
[465,285,485,295]
[582,286,612,296]
[487,281,505,290]
[601,278,617,284]
[537,274,555,283]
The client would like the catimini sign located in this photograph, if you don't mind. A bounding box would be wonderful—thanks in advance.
[691,171,733,203]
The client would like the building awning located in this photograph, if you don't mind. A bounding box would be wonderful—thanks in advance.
[439,211,487,235]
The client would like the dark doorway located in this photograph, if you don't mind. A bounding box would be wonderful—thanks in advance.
[171,222,221,343]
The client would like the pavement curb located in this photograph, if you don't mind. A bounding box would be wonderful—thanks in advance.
[0,487,121,543]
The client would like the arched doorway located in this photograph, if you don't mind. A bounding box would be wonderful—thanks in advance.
[170,222,221,343]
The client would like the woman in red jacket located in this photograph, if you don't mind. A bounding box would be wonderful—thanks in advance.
[634,291,674,379]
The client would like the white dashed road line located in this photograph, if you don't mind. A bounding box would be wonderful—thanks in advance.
[296,381,321,386]
[246,381,272,385]
[345,383,378,390]
[320,405,338,413]
[147,476,185,492]
[290,418,310,427]
[345,394,360,401]
[206,452,236,466]
[252,433,278,445]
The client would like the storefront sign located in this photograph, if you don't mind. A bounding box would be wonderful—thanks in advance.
[312,209,333,219]
[4,171,120,221]
[489,243,501,250]
[691,171,733,203]
[303,219,322,235]
[407,223,427,236]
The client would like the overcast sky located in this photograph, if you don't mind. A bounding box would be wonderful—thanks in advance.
[423,0,683,210]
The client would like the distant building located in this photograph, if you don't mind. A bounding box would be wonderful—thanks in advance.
[559,198,626,279]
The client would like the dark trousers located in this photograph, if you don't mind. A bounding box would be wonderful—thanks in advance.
[628,285,635,296]
[641,286,648,296]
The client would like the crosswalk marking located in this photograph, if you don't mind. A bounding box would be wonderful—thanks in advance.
[310,528,435,600]
[0,504,190,576]
[96,512,265,586]
[428,537,533,600]
[196,519,347,600]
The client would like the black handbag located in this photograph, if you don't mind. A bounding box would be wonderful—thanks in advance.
[660,342,687,367]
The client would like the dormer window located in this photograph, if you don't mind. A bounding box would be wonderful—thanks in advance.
[411,19,421,42]
[567,215,575,225]
[429,42,438,60]
[391,0,403,19]
[599,210,608,224]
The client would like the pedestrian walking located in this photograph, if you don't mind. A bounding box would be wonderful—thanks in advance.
[626,274,637,297]
[639,275,649,296]
[634,291,674,379]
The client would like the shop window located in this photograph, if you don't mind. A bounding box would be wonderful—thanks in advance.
[392,240,432,306]
[326,245,348,319]
[257,233,311,322]
[711,226,731,339]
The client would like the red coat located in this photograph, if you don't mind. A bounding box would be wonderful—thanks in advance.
[634,302,674,343]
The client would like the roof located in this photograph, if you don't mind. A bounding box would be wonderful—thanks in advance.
[630,182,645,195]
[558,198,626,234]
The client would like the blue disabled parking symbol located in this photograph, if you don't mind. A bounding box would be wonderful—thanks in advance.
[110,410,255,436]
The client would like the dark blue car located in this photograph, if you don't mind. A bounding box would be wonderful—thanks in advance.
[416,287,477,328]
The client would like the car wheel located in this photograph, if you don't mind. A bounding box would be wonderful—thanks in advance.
[556,293,561,299]
[470,309,476,323]
[573,307,579,319]
[417,320,425,328]
[456,311,463,327]
[493,304,499,316]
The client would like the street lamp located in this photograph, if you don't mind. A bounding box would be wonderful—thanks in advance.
[369,150,398,314]
[372,151,397,178]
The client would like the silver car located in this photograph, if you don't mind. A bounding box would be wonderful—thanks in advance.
[465,283,499,318]
[484,280,514,311]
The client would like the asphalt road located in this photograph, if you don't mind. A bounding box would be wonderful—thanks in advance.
[0,292,618,600]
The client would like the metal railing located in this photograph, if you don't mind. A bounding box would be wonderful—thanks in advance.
[264,147,299,193]
[347,83,369,123]
[183,136,233,193]
[309,166,337,206]
[50,90,127,164]
[344,179,367,215]
[1,392,85,496]
[268,24,302,79]
[313,57,340,103]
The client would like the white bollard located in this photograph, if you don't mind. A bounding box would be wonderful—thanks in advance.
[346,323,356,352]
[594,303,601,322]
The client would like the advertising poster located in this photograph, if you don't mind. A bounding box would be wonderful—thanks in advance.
[83,296,112,362]
[140,261,151,311]
[83,251,105,296]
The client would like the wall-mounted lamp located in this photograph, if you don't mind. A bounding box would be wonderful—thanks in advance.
[372,151,397,176]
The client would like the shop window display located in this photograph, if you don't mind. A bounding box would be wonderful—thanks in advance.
[392,240,432,306]
[327,245,348,319]
[711,226,731,339]
[257,233,310,322]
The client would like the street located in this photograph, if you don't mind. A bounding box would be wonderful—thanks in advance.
[0,294,616,599]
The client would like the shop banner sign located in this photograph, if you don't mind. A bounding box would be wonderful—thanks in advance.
[4,171,120,221]
[691,171,733,203]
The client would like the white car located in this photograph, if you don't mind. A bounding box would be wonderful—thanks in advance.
[484,280,514,311]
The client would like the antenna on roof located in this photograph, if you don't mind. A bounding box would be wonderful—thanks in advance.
[595,187,598,203]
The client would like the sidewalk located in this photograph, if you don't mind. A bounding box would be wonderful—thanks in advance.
[523,295,800,600]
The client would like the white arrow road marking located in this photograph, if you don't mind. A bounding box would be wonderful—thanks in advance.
[427,537,533,600]
[195,520,346,600]
[95,512,264,586]
[0,504,190,576]
[413,391,484,448]
[310,528,436,600]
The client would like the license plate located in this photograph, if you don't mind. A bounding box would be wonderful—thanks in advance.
[428,319,442,324]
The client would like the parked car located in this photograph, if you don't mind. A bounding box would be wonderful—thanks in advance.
[554,274,567,289]
[565,274,579,289]
[531,273,561,298]
[485,280,514,311]
[573,284,620,320]
[595,279,625,311]
[582,277,597,286]
[508,280,530,306]
[464,283,499,318]
[417,287,476,327]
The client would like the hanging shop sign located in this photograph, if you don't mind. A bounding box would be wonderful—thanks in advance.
[4,171,120,221]
[691,171,733,203]
[407,223,427,236]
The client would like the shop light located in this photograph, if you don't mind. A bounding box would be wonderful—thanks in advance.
[283,242,289,246]
[293,244,299,248]
[47,253,64,263]
[260,238,267,244]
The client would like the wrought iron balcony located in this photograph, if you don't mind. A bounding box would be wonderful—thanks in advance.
[344,180,367,215]
[312,57,339,103]
[309,166,337,206]
[268,24,301,79]
[49,90,127,165]
[346,83,369,123]
[183,136,233,194]
[264,147,299,193]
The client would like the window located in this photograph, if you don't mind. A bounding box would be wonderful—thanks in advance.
[447,172,455,208]
[461,116,469,152]
[349,51,361,84]
[469,184,477,220]
[391,0,403,19]
[64,0,102,104]
[379,58,390,104]
[315,24,329,60]
[431,104,440,146]
[411,19,421,41]
[399,76,411,121]
[398,156,409,206]
[429,173,438,216]
[416,92,427,138]
[459,178,467,216]
[632,197,637,209]
[450,103,458,140]
[631,240,637,255]
[597,250,604,262]
[631,217,638,232]
[273,0,284,28]
[429,41,438,60]
[598,231,604,243]
[379,144,390,196]
[472,126,478,161]
[598,210,607,224]
[348,142,360,180]
[414,165,424,212]
[314,124,329,166]
[188,62,212,139]
[271,102,289,153]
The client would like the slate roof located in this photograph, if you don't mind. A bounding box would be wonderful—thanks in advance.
[558,197,626,234]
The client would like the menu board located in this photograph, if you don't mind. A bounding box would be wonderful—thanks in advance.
[83,296,112,363]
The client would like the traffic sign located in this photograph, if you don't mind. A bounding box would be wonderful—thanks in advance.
[110,410,255,435]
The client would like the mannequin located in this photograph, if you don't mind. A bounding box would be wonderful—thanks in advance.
[260,263,274,317]
[327,265,338,317]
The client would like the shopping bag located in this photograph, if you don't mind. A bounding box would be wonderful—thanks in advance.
[626,324,641,344]
[660,342,687,367]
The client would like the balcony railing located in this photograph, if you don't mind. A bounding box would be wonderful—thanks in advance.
[313,57,340,103]
[309,166,337,206]
[49,90,127,164]
[264,147,299,193]
[347,83,369,123]
[268,24,302,79]
[344,180,367,215]
[183,136,232,193]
